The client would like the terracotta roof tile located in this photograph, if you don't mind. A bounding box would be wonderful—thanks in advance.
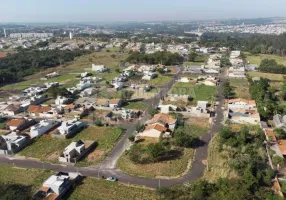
[144,124,166,132]
[7,119,25,127]
[149,113,177,124]
[109,98,121,104]
[96,98,108,105]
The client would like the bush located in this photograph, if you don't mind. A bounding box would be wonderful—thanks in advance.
[128,135,135,142]
[272,155,285,167]
[95,120,103,126]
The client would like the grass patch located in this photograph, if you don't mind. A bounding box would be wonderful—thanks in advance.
[69,177,157,200]
[117,146,194,178]
[0,165,53,198]
[19,126,122,165]
[229,78,250,99]
[183,61,204,66]
[186,117,209,137]
[245,53,286,66]
[148,75,172,86]
[204,134,237,182]
[171,82,196,95]
[125,102,147,110]
[248,71,285,81]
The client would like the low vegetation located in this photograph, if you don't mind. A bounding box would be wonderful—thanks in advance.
[19,126,122,165]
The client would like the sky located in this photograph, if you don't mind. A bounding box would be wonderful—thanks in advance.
[0,0,285,22]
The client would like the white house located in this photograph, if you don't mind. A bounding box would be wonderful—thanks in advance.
[227,98,256,110]
[55,96,69,106]
[58,140,95,163]
[109,98,123,108]
[158,104,178,114]
[91,64,108,73]
[178,77,190,83]
[0,132,30,155]
[34,172,79,200]
[55,119,85,139]
[30,119,60,138]
[111,81,124,90]
[142,72,156,81]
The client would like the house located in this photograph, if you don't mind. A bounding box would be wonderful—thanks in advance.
[146,113,177,130]
[121,109,136,119]
[80,88,97,97]
[2,104,23,116]
[30,119,60,138]
[206,54,221,69]
[139,124,167,138]
[111,81,124,90]
[228,108,260,125]
[228,66,246,78]
[91,64,108,73]
[158,104,178,114]
[142,72,157,81]
[64,104,79,114]
[197,101,208,112]
[273,114,286,131]
[227,98,256,110]
[45,72,59,79]
[277,140,286,156]
[29,95,46,105]
[203,69,219,74]
[95,98,109,107]
[264,128,277,144]
[55,96,69,106]
[34,172,79,200]
[7,118,35,131]
[178,77,190,83]
[53,119,85,139]
[58,140,96,163]
[28,105,55,118]
[109,98,123,108]
[0,132,30,155]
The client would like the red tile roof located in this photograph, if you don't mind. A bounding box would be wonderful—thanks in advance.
[7,119,25,127]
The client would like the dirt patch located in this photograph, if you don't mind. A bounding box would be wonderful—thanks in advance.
[87,149,105,161]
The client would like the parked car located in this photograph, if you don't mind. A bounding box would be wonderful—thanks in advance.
[106,176,118,182]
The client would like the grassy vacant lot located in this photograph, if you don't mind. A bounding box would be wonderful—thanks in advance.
[204,134,237,182]
[228,124,261,134]
[68,177,157,200]
[229,78,251,99]
[148,75,172,86]
[0,165,53,198]
[171,83,216,104]
[186,117,209,137]
[245,53,286,66]
[0,51,127,90]
[248,71,285,81]
[117,138,194,178]
[19,126,122,165]
[125,102,147,110]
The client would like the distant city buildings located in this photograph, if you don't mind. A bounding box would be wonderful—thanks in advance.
[9,33,54,39]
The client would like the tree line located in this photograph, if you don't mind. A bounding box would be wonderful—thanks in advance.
[259,59,286,74]
[126,51,184,65]
[0,49,91,84]
[157,126,283,200]
[200,32,286,56]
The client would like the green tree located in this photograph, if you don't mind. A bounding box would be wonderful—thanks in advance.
[146,143,165,159]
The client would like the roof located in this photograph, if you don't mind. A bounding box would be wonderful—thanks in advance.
[264,129,277,142]
[278,140,286,155]
[40,186,50,192]
[227,98,256,105]
[96,98,108,105]
[5,104,21,111]
[64,104,76,110]
[0,52,6,58]
[149,113,177,124]
[7,119,25,127]
[28,105,51,113]
[144,124,167,132]
[109,98,121,104]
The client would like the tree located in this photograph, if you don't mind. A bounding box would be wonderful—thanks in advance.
[189,52,198,62]
[95,120,103,126]
[223,80,233,98]
[173,127,196,148]
[281,81,286,100]
[274,128,286,140]
[128,135,135,142]
[146,143,165,159]
[121,90,134,102]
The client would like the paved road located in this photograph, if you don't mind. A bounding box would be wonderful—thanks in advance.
[0,68,226,188]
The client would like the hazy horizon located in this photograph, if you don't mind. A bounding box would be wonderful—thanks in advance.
[1,0,286,23]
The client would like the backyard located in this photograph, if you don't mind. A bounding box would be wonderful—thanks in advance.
[247,71,285,82]
[19,126,122,166]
